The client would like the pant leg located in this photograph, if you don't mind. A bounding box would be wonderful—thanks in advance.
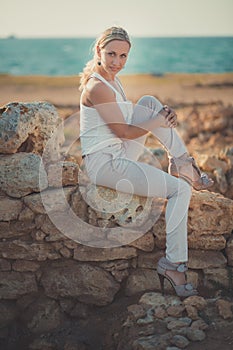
[85,145,191,263]
[124,95,188,159]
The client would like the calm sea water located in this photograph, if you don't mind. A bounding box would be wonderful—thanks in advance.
[0,37,233,76]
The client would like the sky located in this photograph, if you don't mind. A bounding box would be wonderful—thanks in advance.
[1,0,233,38]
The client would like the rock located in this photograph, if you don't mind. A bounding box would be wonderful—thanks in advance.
[198,154,229,173]
[153,306,168,319]
[183,296,207,310]
[216,299,233,320]
[0,153,48,198]
[188,250,227,269]
[29,338,57,350]
[171,335,189,348]
[0,240,60,261]
[167,305,185,318]
[184,305,199,320]
[186,328,206,341]
[12,260,40,272]
[153,190,233,250]
[0,101,63,158]
[47,161,79,187]
[190,319,209,330]
[188,191,233,244]
[83,184,153,228]
[22,297,61,334]
[125,270,162,296]
[129,232,155,252]
[73,245,137,262]
[0,300,19,328]
[137,251,164,269]
[204,267,232,289]
[0,271,38,299]
[139,292,181,309]
[0,258,11,271]
[23,186,74,214]
[213,168,228,194]
[188,234,226,250]
[132,333,171,350]
[40,261,120,306]
[167,318,192,330]
[127,304,146,320]
[226,236,233,266]
[0,195,23,221]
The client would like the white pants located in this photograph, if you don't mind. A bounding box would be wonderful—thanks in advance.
[84,96,192,263]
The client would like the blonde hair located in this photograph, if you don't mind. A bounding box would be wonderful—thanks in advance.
[79,26,131,91]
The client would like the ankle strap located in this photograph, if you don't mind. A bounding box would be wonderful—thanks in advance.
[158,257,188,272]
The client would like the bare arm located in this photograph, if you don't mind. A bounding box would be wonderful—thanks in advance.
[84,81,176,140]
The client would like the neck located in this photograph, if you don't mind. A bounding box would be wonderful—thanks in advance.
[96,67,116,81]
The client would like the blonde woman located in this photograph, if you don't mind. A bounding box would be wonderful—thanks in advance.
[79,27,213,297]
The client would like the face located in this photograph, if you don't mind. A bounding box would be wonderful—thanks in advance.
[98,40,130,75]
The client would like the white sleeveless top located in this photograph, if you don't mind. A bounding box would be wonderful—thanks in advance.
[80,72,133,156]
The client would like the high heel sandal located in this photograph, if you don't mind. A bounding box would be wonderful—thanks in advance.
[168,155,214,191]
[157,257,198,298]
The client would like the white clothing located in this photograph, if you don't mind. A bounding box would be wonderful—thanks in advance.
[80,74,191,263]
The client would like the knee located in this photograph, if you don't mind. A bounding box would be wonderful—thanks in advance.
[137,95,163,113]
[137,95,154,107]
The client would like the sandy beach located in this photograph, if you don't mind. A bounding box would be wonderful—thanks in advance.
[1,72,233,108]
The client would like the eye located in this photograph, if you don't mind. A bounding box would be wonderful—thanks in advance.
[108,52,115,57]
[121,54,127,58]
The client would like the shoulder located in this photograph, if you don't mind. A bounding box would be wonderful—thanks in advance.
[85,78,115,105]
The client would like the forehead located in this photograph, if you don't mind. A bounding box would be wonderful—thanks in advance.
[104,40,130,53]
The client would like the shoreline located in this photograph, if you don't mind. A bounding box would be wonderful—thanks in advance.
[1,72,233,107]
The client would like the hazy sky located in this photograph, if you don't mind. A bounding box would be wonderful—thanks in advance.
[1,0,233,38]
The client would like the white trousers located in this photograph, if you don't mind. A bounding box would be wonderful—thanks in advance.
[84,96,192,263]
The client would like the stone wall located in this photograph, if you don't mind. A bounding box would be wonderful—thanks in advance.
[0,102,233,345]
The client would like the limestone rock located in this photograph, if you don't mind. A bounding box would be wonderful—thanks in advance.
[203,267,232,289]
[73,245,137,262]
[153,190,233,250]
[129,232,155,252]
[125,269,160,296]
[132,333,171,350]
[21,296,61,334]
[0,195,23,221]
[188,250,227,269]
[23,186,74,214]
[0,271,38,299]
[226,236,233,266]
[0,240,60,261]
[0,101,63,159]
[83,184,153,228]
[0,153,48,198]
[0,301,19,328]
[189,191,233,238]
[216,299,233,320]
[47,161,79,187]
[41,261,120,305]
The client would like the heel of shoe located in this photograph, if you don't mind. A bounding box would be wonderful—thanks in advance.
[158,273,165,295]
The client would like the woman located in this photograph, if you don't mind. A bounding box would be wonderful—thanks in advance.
[79,26,213,297]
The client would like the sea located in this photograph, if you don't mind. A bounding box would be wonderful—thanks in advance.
[0,36,233,76]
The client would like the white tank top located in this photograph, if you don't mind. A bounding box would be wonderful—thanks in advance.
[80,72,133,156]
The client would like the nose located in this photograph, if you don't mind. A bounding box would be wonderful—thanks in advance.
[112,56,120,66]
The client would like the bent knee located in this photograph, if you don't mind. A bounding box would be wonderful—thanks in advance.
[137,95,163,112]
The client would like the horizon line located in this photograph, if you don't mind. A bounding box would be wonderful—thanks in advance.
[1,34,233,40]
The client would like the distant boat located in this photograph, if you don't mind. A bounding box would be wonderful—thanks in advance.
[6,34,17,39]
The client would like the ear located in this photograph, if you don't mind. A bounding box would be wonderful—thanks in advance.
[96,45,101,58]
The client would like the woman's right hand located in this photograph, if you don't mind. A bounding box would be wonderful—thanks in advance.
[159,105,178,128]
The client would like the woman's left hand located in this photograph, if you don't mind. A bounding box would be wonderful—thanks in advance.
[163,105,178,128]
